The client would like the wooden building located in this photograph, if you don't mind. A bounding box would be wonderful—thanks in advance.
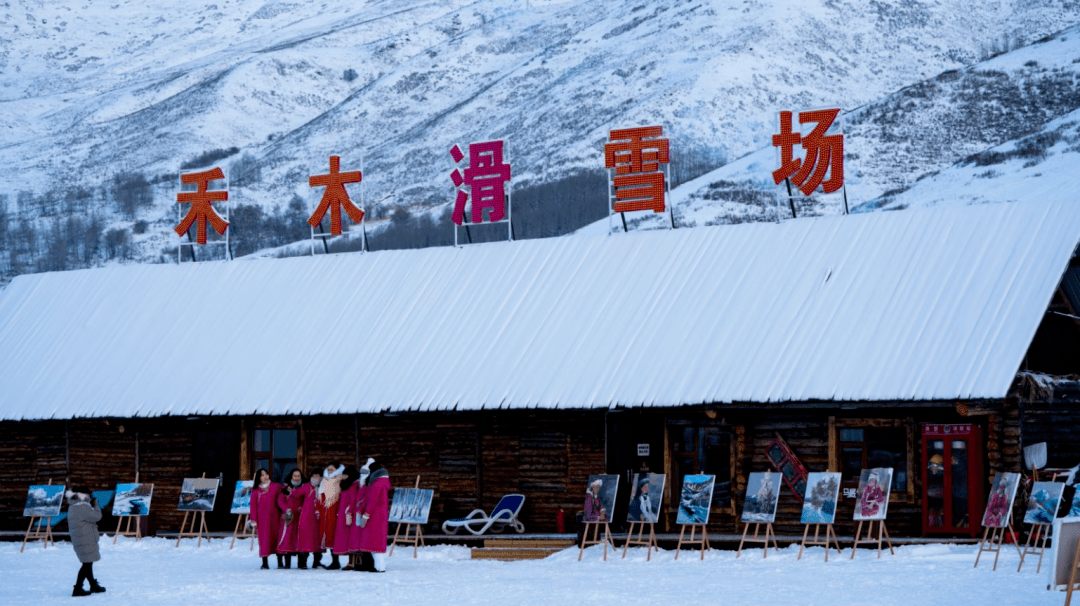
[1,201,1078,538]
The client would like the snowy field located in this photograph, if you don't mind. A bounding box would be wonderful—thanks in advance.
[1,537,1069,606]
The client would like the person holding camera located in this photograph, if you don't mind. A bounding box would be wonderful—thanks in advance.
[67,486,106,596]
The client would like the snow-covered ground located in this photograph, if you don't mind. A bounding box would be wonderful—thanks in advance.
[2,537,1068,605]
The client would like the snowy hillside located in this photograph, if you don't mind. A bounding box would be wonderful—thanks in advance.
[650,24,1080,231]
[1,0,1079,275]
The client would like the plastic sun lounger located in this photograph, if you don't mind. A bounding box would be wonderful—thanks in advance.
[442,494,526,535]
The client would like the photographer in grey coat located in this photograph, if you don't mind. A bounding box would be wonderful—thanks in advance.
[67,487,106,597]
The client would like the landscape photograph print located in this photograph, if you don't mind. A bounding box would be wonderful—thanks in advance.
[112,483,154,516]
[677,474,715,525]
[801,472,841,524]
[178,478,219,512]
[741,471,781,523]
[23,484,65,517]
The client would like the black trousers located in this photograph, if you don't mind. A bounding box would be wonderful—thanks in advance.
[75,562,95,586]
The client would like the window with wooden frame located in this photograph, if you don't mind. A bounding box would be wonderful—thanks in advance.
[242,420,304,483]
[828,417,915,503]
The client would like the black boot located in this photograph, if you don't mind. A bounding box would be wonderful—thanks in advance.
[72,585,91,597]
[261,556,270,570]
[297,553,309,569]
[284,554,292,569]
[88,581,106,594]
[327,554,341,570]
[276,554,285,569]
[312,552,324,569]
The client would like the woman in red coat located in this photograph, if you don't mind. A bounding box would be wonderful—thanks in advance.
[331,466,361,564]
[276,469,304,567]
[357,461,391,572]
[249,468,283,569]
[293,468,323,569]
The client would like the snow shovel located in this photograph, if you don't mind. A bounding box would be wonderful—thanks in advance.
[1024,442,1047,481]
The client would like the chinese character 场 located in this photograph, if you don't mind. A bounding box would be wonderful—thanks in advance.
[604,126,670,213]
[175,167,229,244]
[772,108,844,195]
[449,140,511,225]
[308,155,364,235]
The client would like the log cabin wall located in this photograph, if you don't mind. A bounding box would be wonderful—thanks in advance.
[0,420,66,525]
[1017,376,1080,468]
[0,397,1038,537]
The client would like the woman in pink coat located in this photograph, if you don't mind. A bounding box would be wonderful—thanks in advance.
[357,460,391,572]
[331,466,361,563]
[292,468,323,569]
[276,469,305,567]
[249,468,283,569]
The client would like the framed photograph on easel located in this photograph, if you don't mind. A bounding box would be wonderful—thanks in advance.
[112,482,153,543]
[623,473,665,560]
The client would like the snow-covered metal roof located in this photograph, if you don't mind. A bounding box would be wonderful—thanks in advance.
[1,201,1078,421]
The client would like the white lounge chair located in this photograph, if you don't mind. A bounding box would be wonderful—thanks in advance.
[442,494,526,535]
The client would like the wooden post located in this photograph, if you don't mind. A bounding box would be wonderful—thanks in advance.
[798,523,842,561]
[736,522,779,559]
[621,521,658,561]
[675,524,710,560]
[1066,535,1080,606]
[578,521,614,561]
[1017,522,1052,573]
[850,519,895,559]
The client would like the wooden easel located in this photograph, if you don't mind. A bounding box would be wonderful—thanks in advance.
[850,519,895,559]
[176,473,211,548]
[1017,522,1051,573]
[389,476,426,558]
[974,524,1022,570]
[578,521,614,561]
[21,479,58,552]
[621,521,658,560]
[113,474,144,544]
[230,514,256,550]
[1066,535,1080,606]
[113,514,143,544]
[674,524,710,560]
[737,522,779,559]
[798,523,842,561]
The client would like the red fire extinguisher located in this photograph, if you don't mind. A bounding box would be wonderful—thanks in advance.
[556,508,565,534]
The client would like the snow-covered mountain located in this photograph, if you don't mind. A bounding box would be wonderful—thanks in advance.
[1,0,1079,277]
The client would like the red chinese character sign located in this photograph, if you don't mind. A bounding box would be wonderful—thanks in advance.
[771,108,847,215]
[604,126,673,232]
[175,166,229,261]
[307,156,366,254]
[449,140,512,245]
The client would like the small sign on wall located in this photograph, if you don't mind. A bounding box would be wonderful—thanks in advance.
[637,443,650,457]
[843,487,858,500]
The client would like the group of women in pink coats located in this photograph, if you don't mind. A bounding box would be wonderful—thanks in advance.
[249,458,391,572]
